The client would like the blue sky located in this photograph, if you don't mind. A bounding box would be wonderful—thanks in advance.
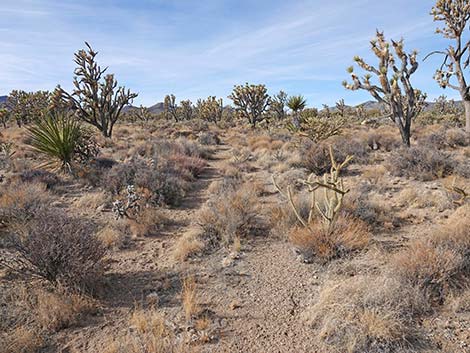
[0,0,462,107]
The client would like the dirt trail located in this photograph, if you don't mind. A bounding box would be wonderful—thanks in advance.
[57,143,234,352]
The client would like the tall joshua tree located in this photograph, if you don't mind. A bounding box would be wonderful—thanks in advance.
[196,96,223,123]
[429,0,470,135]
[163,94,179,121]
[56,42,138,138]
[228,83,270,128]
[343,31,427,147]
[270,90,288,120]
[287,95,307,128]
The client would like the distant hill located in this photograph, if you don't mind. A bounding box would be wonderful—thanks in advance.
[0,96,7,105]
[123,102,165,114]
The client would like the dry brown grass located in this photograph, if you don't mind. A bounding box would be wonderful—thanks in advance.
[303,275,430,352]
[128,207,167,237]
[198,181,266,246]
[103,307,179,353]
[35,288,98,331]
[181,276,199,322]
[1,326,44,353]
[173,230,204,262]
[391,205,470,302]
[289,215,371,262]
[74,190,107,212]
[97,226,125,249]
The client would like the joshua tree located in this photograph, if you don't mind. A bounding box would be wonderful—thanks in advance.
[335,99,348,117]
[196,96,223,123]
[56,42,138,138]
[131,105,153,124]
[343,31,427,147]
[6,90,51,127]
[163,94,179,121]
[287,95,307,128]
[228,83,270,128]
[179,100,194,120]
[269,90,288,120]
[429,0,470,135]
[0,108,9,128]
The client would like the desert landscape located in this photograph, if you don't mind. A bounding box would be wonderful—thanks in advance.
[1,1,470,352]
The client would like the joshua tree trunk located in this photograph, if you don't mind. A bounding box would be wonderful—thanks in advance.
[464,100,470,135]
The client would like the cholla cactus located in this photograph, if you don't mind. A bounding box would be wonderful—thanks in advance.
[179,100,194,120]
[163,94,179,121]
[112,185,141,220]
[196,96,223,123]
[335,99,348,117]
[228,83,270,128]
[355,104,366,121]
[55,42,138,138]
[430,0,470,135]
[343,31,426,147]
[273,146,352,234]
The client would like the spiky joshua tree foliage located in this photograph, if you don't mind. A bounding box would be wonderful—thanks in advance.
[343,31,427,147]
[269,90,288,120]
[164,94,179,121]
[228,83,270,128]
[196,96,223,123]
[429,0,470,135]
[55,42,138,138]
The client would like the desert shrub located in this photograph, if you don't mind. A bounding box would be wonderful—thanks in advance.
[103,157,188,207]
[269,192,311,238]
[198,181,266,247]
[289,214,370,263]
[167,154,206,178]
[387,146,455,181]
[0,182,51,236]
[299,138,369,175]
[363,130,402,151]
[19,169,60,189]
[2,210,106,292]
[344,185,396,228]
[455,159,470,178]
[392,206,470,303]
[419,127,468,149]
[78,157,117,186]
[303,275,430,353]
[198,131,220,145]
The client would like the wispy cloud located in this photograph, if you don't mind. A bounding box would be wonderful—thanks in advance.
[0,0,459,106]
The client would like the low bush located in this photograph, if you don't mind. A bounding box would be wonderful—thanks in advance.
[391,205,470,303]
[303,275,430,353]
[198,131,220,145]
[298,138,369,175]
[2,210,106,292]
[387,146,455,181]
[20,169,60,189]
[0,182,51,236]
[198,181,266,247]
[289,214,370,263]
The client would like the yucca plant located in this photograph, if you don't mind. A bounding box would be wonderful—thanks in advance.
[287,95,307,128]
[27,114,82,173]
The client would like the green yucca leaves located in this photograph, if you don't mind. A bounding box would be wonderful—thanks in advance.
[287,95,307,112]
[27,114,82,173]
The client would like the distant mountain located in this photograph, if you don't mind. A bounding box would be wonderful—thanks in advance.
[123,102,165,114]
[148,102,164,114]
[0,96,7,105]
